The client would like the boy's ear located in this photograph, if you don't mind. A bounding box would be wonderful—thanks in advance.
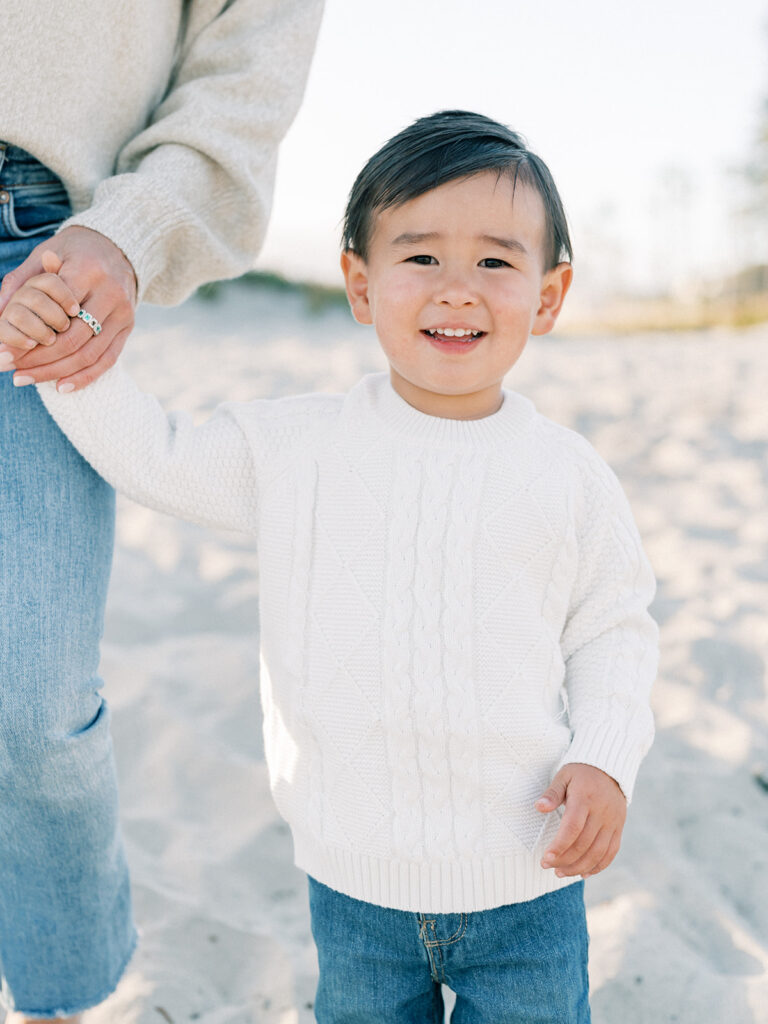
[340,250,373,325]
[531,263,573,336]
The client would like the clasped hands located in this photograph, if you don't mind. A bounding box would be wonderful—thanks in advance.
[0,226,137,391]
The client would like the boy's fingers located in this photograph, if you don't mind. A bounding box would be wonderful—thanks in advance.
[13,320,112,384]
[0,254,44,316]
[541,805,589,867]
[536,774,568,813]
[6,291,72,340]
[556,825,611,877]
[582,831,620,878]
[14,321,129,390]
[0,326,37,356]
[0,273,80,348]
[9,296,107,370]
[3,307,55,347]
[31,270,81,317]
[10,270,81,314]
[550,816,601,872]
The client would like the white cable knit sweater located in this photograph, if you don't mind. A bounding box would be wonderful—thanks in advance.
[39,369,658,913]
[2,0,323,303]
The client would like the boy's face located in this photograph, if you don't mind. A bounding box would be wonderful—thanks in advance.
[342,170,572,420]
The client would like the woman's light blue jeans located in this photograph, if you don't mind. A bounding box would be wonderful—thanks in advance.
[308,878,591,1023]
[0,143,136,1017]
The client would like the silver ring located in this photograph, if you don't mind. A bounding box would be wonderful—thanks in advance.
[77,308,102,335]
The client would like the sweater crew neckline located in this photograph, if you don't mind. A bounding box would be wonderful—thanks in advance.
[350,373,536,449]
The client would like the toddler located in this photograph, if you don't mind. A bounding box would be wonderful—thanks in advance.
[0,110,658,1023]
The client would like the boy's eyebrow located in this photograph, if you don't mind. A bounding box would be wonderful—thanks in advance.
[390,231,440,246]
[480,234,530,257]
[389,231,530,258]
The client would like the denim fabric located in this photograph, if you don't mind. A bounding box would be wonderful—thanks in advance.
[0,142,136,1016]
[308,877,590,1024]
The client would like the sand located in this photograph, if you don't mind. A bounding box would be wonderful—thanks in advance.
[24,280,768,1023]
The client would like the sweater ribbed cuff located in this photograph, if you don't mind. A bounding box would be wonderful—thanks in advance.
[556,720,653,803]
[58,174,193,304]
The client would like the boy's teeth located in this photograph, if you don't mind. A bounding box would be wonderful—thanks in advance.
[427,328,480,338]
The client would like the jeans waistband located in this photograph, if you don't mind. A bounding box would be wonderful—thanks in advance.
[0,142,58,185]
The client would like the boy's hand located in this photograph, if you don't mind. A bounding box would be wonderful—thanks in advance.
[0,227,137,391]
[0,251,79,353]
[536,763,626,879]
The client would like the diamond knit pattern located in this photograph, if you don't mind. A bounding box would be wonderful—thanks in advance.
[39,369,658,913]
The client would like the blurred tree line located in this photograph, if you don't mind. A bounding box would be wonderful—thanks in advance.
[732,25,768,296]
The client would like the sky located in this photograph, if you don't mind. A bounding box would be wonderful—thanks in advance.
[255,0,768,303]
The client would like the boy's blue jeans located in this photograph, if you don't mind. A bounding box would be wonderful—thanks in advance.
[0,143,136,1016]
[308,877,591,1023]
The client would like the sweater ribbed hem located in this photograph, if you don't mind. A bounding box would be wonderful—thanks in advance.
[293,834,576,914]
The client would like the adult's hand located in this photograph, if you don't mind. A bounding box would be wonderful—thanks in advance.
[0,225,137,391]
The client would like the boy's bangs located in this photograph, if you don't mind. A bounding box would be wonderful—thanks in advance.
[342,110,573,269]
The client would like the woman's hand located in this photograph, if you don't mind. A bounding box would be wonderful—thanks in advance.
[0,226,137,390]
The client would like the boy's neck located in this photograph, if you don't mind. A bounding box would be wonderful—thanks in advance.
[389,369,503,421]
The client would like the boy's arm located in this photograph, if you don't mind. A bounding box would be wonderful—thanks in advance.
[537,455,658,878]
[0,258,260,532]
[558,457,658,799]
[37,365,260,535]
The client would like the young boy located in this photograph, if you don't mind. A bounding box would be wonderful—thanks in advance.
[0,110,658,1023]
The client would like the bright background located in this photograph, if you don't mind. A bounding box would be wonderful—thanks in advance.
[256,0,768,307]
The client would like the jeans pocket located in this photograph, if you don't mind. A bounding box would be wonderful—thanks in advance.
[1,181,71,239]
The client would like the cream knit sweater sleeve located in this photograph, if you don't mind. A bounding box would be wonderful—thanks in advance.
[38,367,260,533]
[558,448,658,800]
[61,0,324,304]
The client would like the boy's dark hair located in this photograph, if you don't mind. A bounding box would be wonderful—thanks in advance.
[342,110,572,270]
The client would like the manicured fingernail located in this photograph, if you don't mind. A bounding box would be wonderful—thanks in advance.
[13,375,35,387]
[542,854,555,866]
[69,304,80,317]
[0,350,15,368]
[22,338,37,349]
[57,382,75,394]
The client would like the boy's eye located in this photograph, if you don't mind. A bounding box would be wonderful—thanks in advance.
[406,255,437,265]
[479,258,511,269]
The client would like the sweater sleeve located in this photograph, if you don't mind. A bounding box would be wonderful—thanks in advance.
[58,0,324,304]
[557,455,659,802]
[37,367,259,534]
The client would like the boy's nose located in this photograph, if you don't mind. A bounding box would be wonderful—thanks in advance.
[434,276,479,307]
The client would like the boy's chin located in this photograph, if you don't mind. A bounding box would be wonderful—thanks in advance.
[390,372,504,419]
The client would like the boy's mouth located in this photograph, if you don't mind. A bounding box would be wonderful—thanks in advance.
[422,327,486,350]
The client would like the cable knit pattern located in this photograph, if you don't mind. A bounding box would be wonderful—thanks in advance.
[38,369,658,913]
[1,0,323,303]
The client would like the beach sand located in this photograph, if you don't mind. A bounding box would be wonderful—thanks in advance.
[46,281,768,1023]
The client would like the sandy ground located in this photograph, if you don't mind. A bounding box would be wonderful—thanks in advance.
[37,281,768,1023]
